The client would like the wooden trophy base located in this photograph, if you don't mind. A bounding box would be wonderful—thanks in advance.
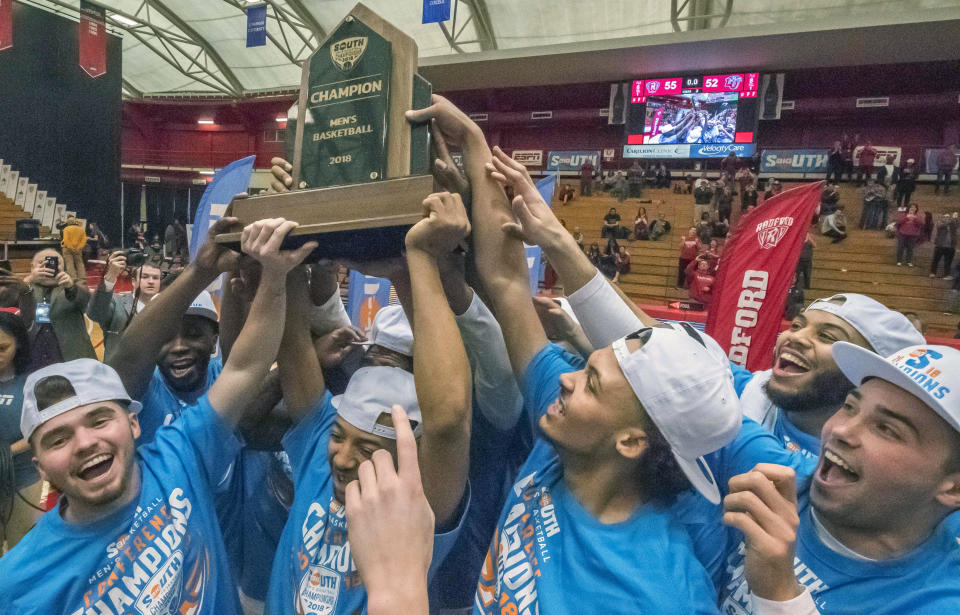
[214,174,432,261]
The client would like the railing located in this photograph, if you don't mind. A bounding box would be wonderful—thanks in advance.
[121,147,281,169]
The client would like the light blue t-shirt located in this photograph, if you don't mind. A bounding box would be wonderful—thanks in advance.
[138,356,223,443]
[474,344,720,615]
[0,396,243,615]
[695,417,960,613]
[265,392,467,615]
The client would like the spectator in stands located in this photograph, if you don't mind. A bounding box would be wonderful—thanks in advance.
[821,205,848,244]
[23,248,96,369]
[820,182,840,216]
[896,203,924,266]
[633,206,649,240]
[860,178,888,230]
[586,242,601,267]
[935,144,958,194]
[702,238,721,273]
[59,218,87,289]
[827,140,844,184]
[656,162,671,188]
[601,207,621,238]
[125,221,144,250]
[716,184,734,223]
[696,212,713,244]
[740,182,759,212]
[579,159,594,196]
[688,260,715,306]
[677,227,701,288]
[612,171,629,203]
[694,170,709,190]
[720,151,738,181]
[796,232,815,289]
[894,157,919,207]
[710,216,729,239]
[841,132,856,181]
[735,166,755,195]
[627,161,644,198]
[931,213,958,279]
[643,163,657,187]
[571,226,584,250]
[693,178,714,222]
[875,154,896,187]
[87,251,164,361]
[648,211,671,240]
[598,239,618,279]
[558,183,576,205]
[763,179,783,201]
[164,218,187,261]
[857,140,877,185]
[612,245,631,283]
[0,310,37,548]
[84,222,108,261]
[683,174,694,193]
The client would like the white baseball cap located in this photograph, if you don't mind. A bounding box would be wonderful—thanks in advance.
[185,290,218,323]
[833,343,960,434]
[21,359,143,441]
[332,366,422,439]
[362,305,412,357]
[612,326,741,504]
[806,293,924,358]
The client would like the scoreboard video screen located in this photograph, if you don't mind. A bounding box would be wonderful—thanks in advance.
[624,72,761,159]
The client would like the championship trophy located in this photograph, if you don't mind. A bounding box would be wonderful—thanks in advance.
[215,3,433,260]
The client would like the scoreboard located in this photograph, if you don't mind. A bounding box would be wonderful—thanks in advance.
[631,73,759,103]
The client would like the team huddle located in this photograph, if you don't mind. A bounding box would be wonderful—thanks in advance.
[0,95,958,615]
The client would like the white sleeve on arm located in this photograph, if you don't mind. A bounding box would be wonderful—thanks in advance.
[566,269,644,348]
[454,292,523,431]
[309,285,351,337]
[751,589,821,615]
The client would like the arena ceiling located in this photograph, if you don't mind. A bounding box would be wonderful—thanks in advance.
[20,0,960,100]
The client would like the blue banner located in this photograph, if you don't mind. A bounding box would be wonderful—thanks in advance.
[246,3,267,48]
[346,270,393,333]
[689,143,756,159]
[546,151,601,172]
[760,149,829,173]
[524,245,542,295]
[189,155,255,266]
[422,0,452,23]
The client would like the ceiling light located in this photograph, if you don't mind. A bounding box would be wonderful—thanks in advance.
[110,15,138,27]
[276,117,287,123]
[199,170,215,176]
[197,119,214,125]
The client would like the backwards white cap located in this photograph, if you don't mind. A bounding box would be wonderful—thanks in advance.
[185,290,219,323]
[806,293,924,358]
[363,305,413,357]
[332,366,422,439]
[612,326,741,504]
[21,359,142,441]
[833,343,960,434]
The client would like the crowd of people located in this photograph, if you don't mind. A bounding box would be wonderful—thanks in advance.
[0,95,959,615]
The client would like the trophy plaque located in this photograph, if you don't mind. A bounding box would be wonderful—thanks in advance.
[215,3,433,260]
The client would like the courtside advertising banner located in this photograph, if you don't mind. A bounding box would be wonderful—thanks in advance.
[760,149,829,174]
[705,181,823,371]
[511,150,543,167]
[0,0,12,51]
[546,151,600,172]
[79,0,106,78]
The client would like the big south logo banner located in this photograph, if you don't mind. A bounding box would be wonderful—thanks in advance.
[706,181,823,371]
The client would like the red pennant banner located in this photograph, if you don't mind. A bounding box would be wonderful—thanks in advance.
[79,0,106,78]
[0,0,13,52]
[705,181,823,371]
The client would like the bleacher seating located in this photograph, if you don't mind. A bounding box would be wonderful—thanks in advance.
[554,180,960,336]
[0,187,54,275]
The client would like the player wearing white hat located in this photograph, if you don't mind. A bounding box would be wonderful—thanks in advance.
[0,218,315,614]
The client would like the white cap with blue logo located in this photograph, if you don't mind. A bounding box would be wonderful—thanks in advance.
[612,325,741,504]
[832,342,960,433]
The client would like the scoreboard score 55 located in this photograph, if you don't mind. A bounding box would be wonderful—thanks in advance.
[631,72,759,103]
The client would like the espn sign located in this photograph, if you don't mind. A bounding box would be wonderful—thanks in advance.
[511,150,543,167]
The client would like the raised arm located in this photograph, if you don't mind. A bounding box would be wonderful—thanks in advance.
[277,265,326,423]
[406,95,546,379]
[207,218,316,427]
[405,191,472,527]
[108,217,241,400]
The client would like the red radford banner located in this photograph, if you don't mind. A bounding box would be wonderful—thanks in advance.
[0,0,12,51]
[79,0,106,78]
[705,181,824,371]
